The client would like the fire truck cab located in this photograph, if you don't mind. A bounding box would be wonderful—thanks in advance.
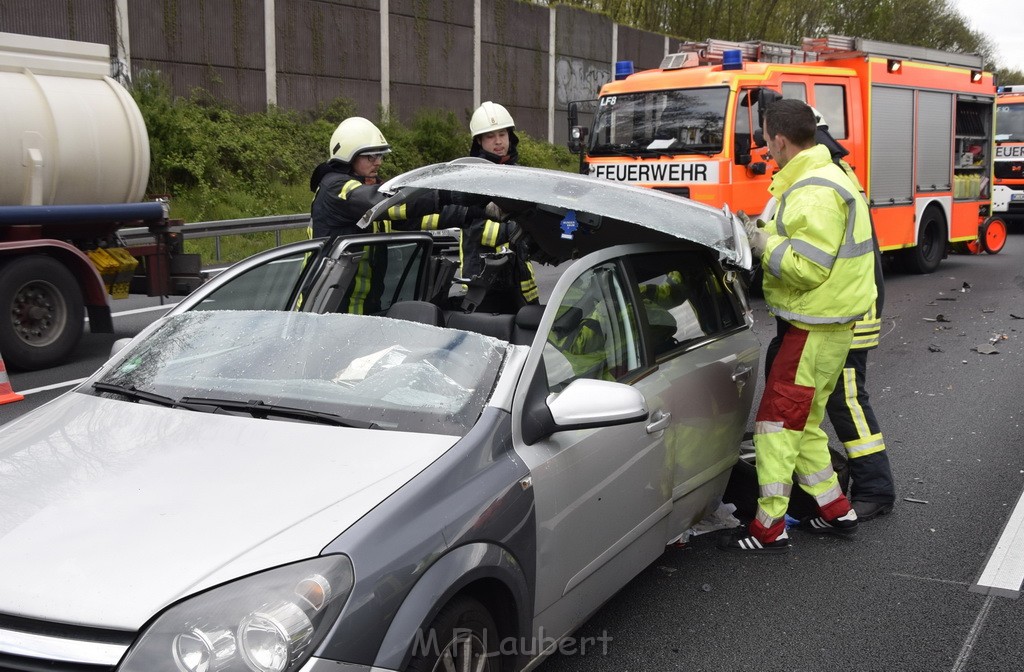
[993,85,1024,221]
[576,35,1003,272]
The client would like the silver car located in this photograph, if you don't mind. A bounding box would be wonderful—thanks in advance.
[0,162,757,672]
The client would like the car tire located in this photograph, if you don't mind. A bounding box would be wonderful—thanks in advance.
[0,255,84,370]
[407,596,500,672]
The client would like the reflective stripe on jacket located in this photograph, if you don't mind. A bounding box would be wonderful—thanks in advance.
[762,144,876,328]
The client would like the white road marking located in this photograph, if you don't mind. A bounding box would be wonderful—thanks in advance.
[17,378,88,396]
[971,486,1024,599]
[84,302,177,323]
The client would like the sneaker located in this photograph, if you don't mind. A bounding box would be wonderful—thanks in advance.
[852,500,894,521]
[719,529,791,553]
[801,509,858,537]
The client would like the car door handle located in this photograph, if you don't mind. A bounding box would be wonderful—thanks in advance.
[731,365,752,383]
[646,411,671,434]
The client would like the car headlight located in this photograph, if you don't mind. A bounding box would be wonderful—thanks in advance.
[119,556,353,672]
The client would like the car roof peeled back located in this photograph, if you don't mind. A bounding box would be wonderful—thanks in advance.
[358,160,752,270]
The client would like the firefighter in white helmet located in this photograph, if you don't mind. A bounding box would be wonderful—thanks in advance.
[460,102,540,310]
[308,116,470,312]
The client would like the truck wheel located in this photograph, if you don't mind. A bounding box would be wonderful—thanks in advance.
[902,206,947,274]
[0,256,84,370]
[407,596,500,672]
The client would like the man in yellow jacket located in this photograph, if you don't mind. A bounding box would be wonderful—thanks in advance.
[722,99,877,553]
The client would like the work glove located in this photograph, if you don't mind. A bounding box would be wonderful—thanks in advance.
[737,210,768,257]
[485,201,508,222]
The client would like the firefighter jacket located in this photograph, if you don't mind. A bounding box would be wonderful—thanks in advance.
[762,144,877,330]
[836,160,884,351]
[309,161,464,238]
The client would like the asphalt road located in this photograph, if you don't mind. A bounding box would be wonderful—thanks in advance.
[2,239,1023,671]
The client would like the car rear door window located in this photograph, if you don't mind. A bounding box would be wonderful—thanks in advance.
[629,250,742,356]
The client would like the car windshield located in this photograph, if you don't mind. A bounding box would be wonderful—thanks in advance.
[89,311,507,436]
[588,87,729,156]
[996,101,1024,142]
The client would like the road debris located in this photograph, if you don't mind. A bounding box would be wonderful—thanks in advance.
[904,497,929,504]
[923,315,951,323]
[928,344,943,353]
[973,344,999,355]
[1011,313,1023,320]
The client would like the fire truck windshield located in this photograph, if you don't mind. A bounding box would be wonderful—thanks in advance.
[589,87,729,157]
[996,102,1024,142]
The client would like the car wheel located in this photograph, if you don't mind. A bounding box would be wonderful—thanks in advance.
[407,596,500,672]
[901,206,946,274]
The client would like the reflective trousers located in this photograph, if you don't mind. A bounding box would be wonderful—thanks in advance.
[752,323,853,543]
[825,348,896,504]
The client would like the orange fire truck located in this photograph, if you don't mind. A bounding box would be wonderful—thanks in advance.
[993,85,1024,221]
[572,35,1005,272]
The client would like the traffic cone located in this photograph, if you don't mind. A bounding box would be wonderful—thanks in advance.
[0,350,25,405]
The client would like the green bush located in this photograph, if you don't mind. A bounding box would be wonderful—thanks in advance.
[131,72,581,263]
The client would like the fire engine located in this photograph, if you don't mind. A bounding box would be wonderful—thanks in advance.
[993,85,1024,221]
[570,35,1005,272]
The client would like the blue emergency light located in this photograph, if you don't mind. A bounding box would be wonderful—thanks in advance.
[615,61,634,80]
[722,49,743,70]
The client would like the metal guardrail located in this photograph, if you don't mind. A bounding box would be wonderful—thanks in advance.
[118,213,311,262]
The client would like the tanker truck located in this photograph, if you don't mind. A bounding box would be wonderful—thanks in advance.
[0,31,202,371]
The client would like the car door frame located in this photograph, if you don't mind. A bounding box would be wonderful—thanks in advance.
[168,232,437,316]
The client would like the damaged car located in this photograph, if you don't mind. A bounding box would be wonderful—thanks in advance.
[0,161,758,672]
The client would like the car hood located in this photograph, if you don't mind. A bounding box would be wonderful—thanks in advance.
[0,392,457,630]
[361,160,752,269]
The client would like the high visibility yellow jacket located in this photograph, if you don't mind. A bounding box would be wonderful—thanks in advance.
[762,144,877,330]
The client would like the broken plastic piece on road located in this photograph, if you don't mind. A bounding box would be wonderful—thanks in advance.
[904,497,930,504]
[973,344,999,355]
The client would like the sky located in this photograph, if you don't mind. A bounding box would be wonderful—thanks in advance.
[949,0,1024,75]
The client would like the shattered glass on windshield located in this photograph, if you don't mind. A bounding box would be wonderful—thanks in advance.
[92,311,507,436]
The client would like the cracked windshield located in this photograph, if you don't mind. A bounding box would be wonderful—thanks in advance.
[91,311,507,436]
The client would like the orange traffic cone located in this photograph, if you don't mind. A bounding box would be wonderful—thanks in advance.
[0,350,24,405]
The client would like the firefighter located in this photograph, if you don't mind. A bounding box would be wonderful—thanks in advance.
[309,116,464,239]
[308,116,471,313]
[459,102,539,309]
[721,99,877,553]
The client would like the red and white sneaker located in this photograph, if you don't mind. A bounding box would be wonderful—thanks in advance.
[719,529,791,553]
[801,509,858,537]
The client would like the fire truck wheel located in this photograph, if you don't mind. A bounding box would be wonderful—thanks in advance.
[0,255,84,371]
[980,217,1007,255]
[902,206,947,274]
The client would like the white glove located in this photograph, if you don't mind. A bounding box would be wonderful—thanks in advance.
[748,227,769,257]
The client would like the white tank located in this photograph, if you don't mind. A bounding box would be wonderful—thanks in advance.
[0,32,150,206]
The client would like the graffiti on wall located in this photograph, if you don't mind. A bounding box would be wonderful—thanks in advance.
[556,57,610,105]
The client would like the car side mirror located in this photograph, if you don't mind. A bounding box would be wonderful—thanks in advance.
[522,374,649,445]
[110,337,133,359]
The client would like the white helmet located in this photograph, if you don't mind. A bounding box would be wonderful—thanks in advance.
[329,117,391,163]
[470,101,515,137]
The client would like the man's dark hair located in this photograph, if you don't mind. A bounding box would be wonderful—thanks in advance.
[764,99,816,147]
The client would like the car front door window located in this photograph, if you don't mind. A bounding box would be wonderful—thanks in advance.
[542,263,642,392]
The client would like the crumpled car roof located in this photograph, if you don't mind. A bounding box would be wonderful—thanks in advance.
[358,160,751,268]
